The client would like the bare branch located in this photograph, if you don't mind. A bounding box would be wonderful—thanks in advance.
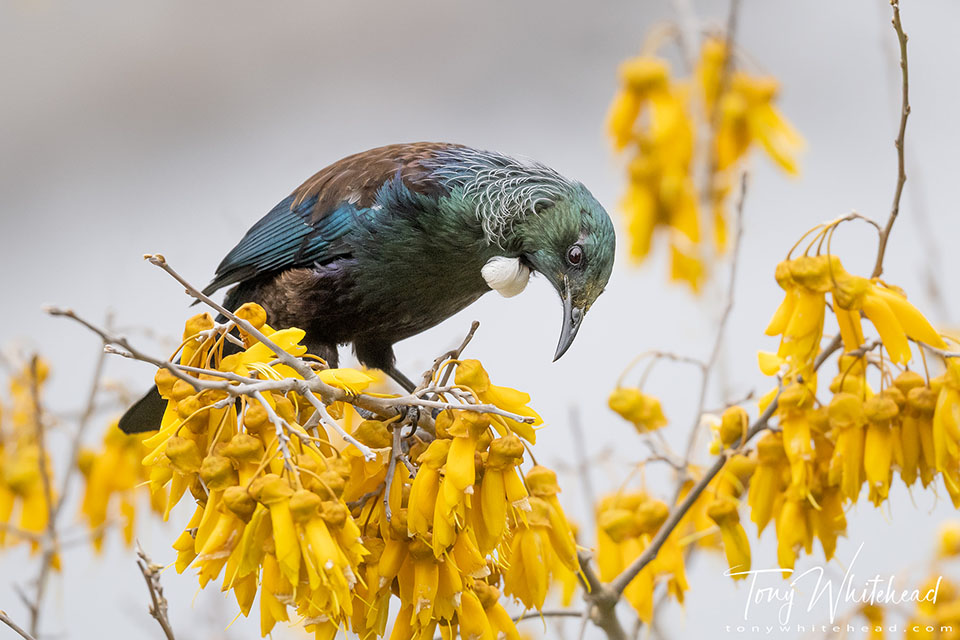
[0,611,38,640]
[27,356,57,638]
[143,254,319,383]
[609,388,779,596]
[871,0,910,279]
[53,322,110,522]
[383,421,404,522]
[682,172,748,462]
[417,321,480,392]
[48,283,535,470]
[513,610,585,623]
[135,542,176,640]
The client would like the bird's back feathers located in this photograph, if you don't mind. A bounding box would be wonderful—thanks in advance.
[203,142,583,297]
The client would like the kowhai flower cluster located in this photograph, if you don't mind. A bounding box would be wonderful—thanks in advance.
[606,222,957,585]
[742,230,953,573]
[0,357,57,563]
[608,37,802,291]
[76,421,164,551]
[138,304,578,639]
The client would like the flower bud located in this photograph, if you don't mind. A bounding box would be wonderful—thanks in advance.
[635,499,669,534]
[155,368,179,398]
[720,406,749,448]
[243,403,268,431]
[222,486,257,522]
[183,312,214,339]
[222,433,264,462]
[320,501,348,528]
[289,489,322,523]
[525,466,560,498]
[249,474,293,505]
[199,455,237,490]
[234,303,267,330]
[165,436,203,474]
[828,393,863,429]
[486,434,525,468]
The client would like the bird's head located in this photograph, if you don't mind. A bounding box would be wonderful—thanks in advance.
[519,184,616,360]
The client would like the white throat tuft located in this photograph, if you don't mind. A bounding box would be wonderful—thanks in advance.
[481,256,531,298]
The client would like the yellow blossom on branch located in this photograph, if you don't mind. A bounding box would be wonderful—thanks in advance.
[608,37,802,292]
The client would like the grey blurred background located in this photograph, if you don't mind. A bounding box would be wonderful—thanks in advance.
[2,0,959,638]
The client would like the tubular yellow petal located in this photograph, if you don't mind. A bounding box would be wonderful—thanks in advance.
[872,286,946,349]
[446,434,479,493]
[765,290,797,336]
[757,351,785,376]
[269,501,301,585]
[835,306,865,352]
[861,290,911,364]
[864,422,893,505]
[459,590,495,640]
[480,469,507,541]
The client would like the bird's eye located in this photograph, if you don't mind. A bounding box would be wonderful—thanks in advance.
[566,244,584,267]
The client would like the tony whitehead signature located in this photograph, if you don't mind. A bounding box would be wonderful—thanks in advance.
[726,543,941,625]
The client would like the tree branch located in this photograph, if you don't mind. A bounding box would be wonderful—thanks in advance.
[27,356,57,638]
[871,0,909,279]
[136,542,176,640]
[681,172,748,462]
[0,611,37,640]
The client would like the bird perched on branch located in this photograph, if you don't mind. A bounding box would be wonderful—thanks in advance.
[120,142,615,433]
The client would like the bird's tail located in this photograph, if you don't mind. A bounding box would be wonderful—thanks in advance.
[118,385,166,434]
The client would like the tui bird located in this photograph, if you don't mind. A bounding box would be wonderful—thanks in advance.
[119,142,615,433]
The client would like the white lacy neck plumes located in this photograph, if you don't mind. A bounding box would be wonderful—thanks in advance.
[481,256,531,298]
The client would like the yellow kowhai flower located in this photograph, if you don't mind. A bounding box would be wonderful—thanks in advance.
[764,256,831,373]
[707,497,751,580]
[502,467,579,612]
[894,371,926,486]
[608,387,668,432]
[122,306,583,639]
[934,361,960,480]
[776,382,817,492]
[937,521,960,558]
[77,420,162,551]
[454,359,542,443]
[774,492,814,574]
[827,392,866,502]
[832,267,947,364]
[1,357,57,560]
[715,73,804,175]
[863,394,899,506]
[748,431,787,535]
[478,435,528,543]
[407,438,450,539]
[610,38,801,294]
[595,492,686,622]
[709,405,749,454]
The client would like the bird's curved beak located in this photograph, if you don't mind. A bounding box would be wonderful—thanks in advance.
[554,276,585,361]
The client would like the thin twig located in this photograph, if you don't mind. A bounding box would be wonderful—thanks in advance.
[383,422,404,522]
[0,611,37,640]
[418,321,480,392]
[871,0,909,279]
[610,388,777,596]
[569,406,597,520]
[53,325,110,523]
[136,542,176,640]
[681,172,748,463]
[27,356,57,638]
[513,610,585,623]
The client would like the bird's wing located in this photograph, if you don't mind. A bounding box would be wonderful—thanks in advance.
[201,194,362,295]
[202,142,458,296]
